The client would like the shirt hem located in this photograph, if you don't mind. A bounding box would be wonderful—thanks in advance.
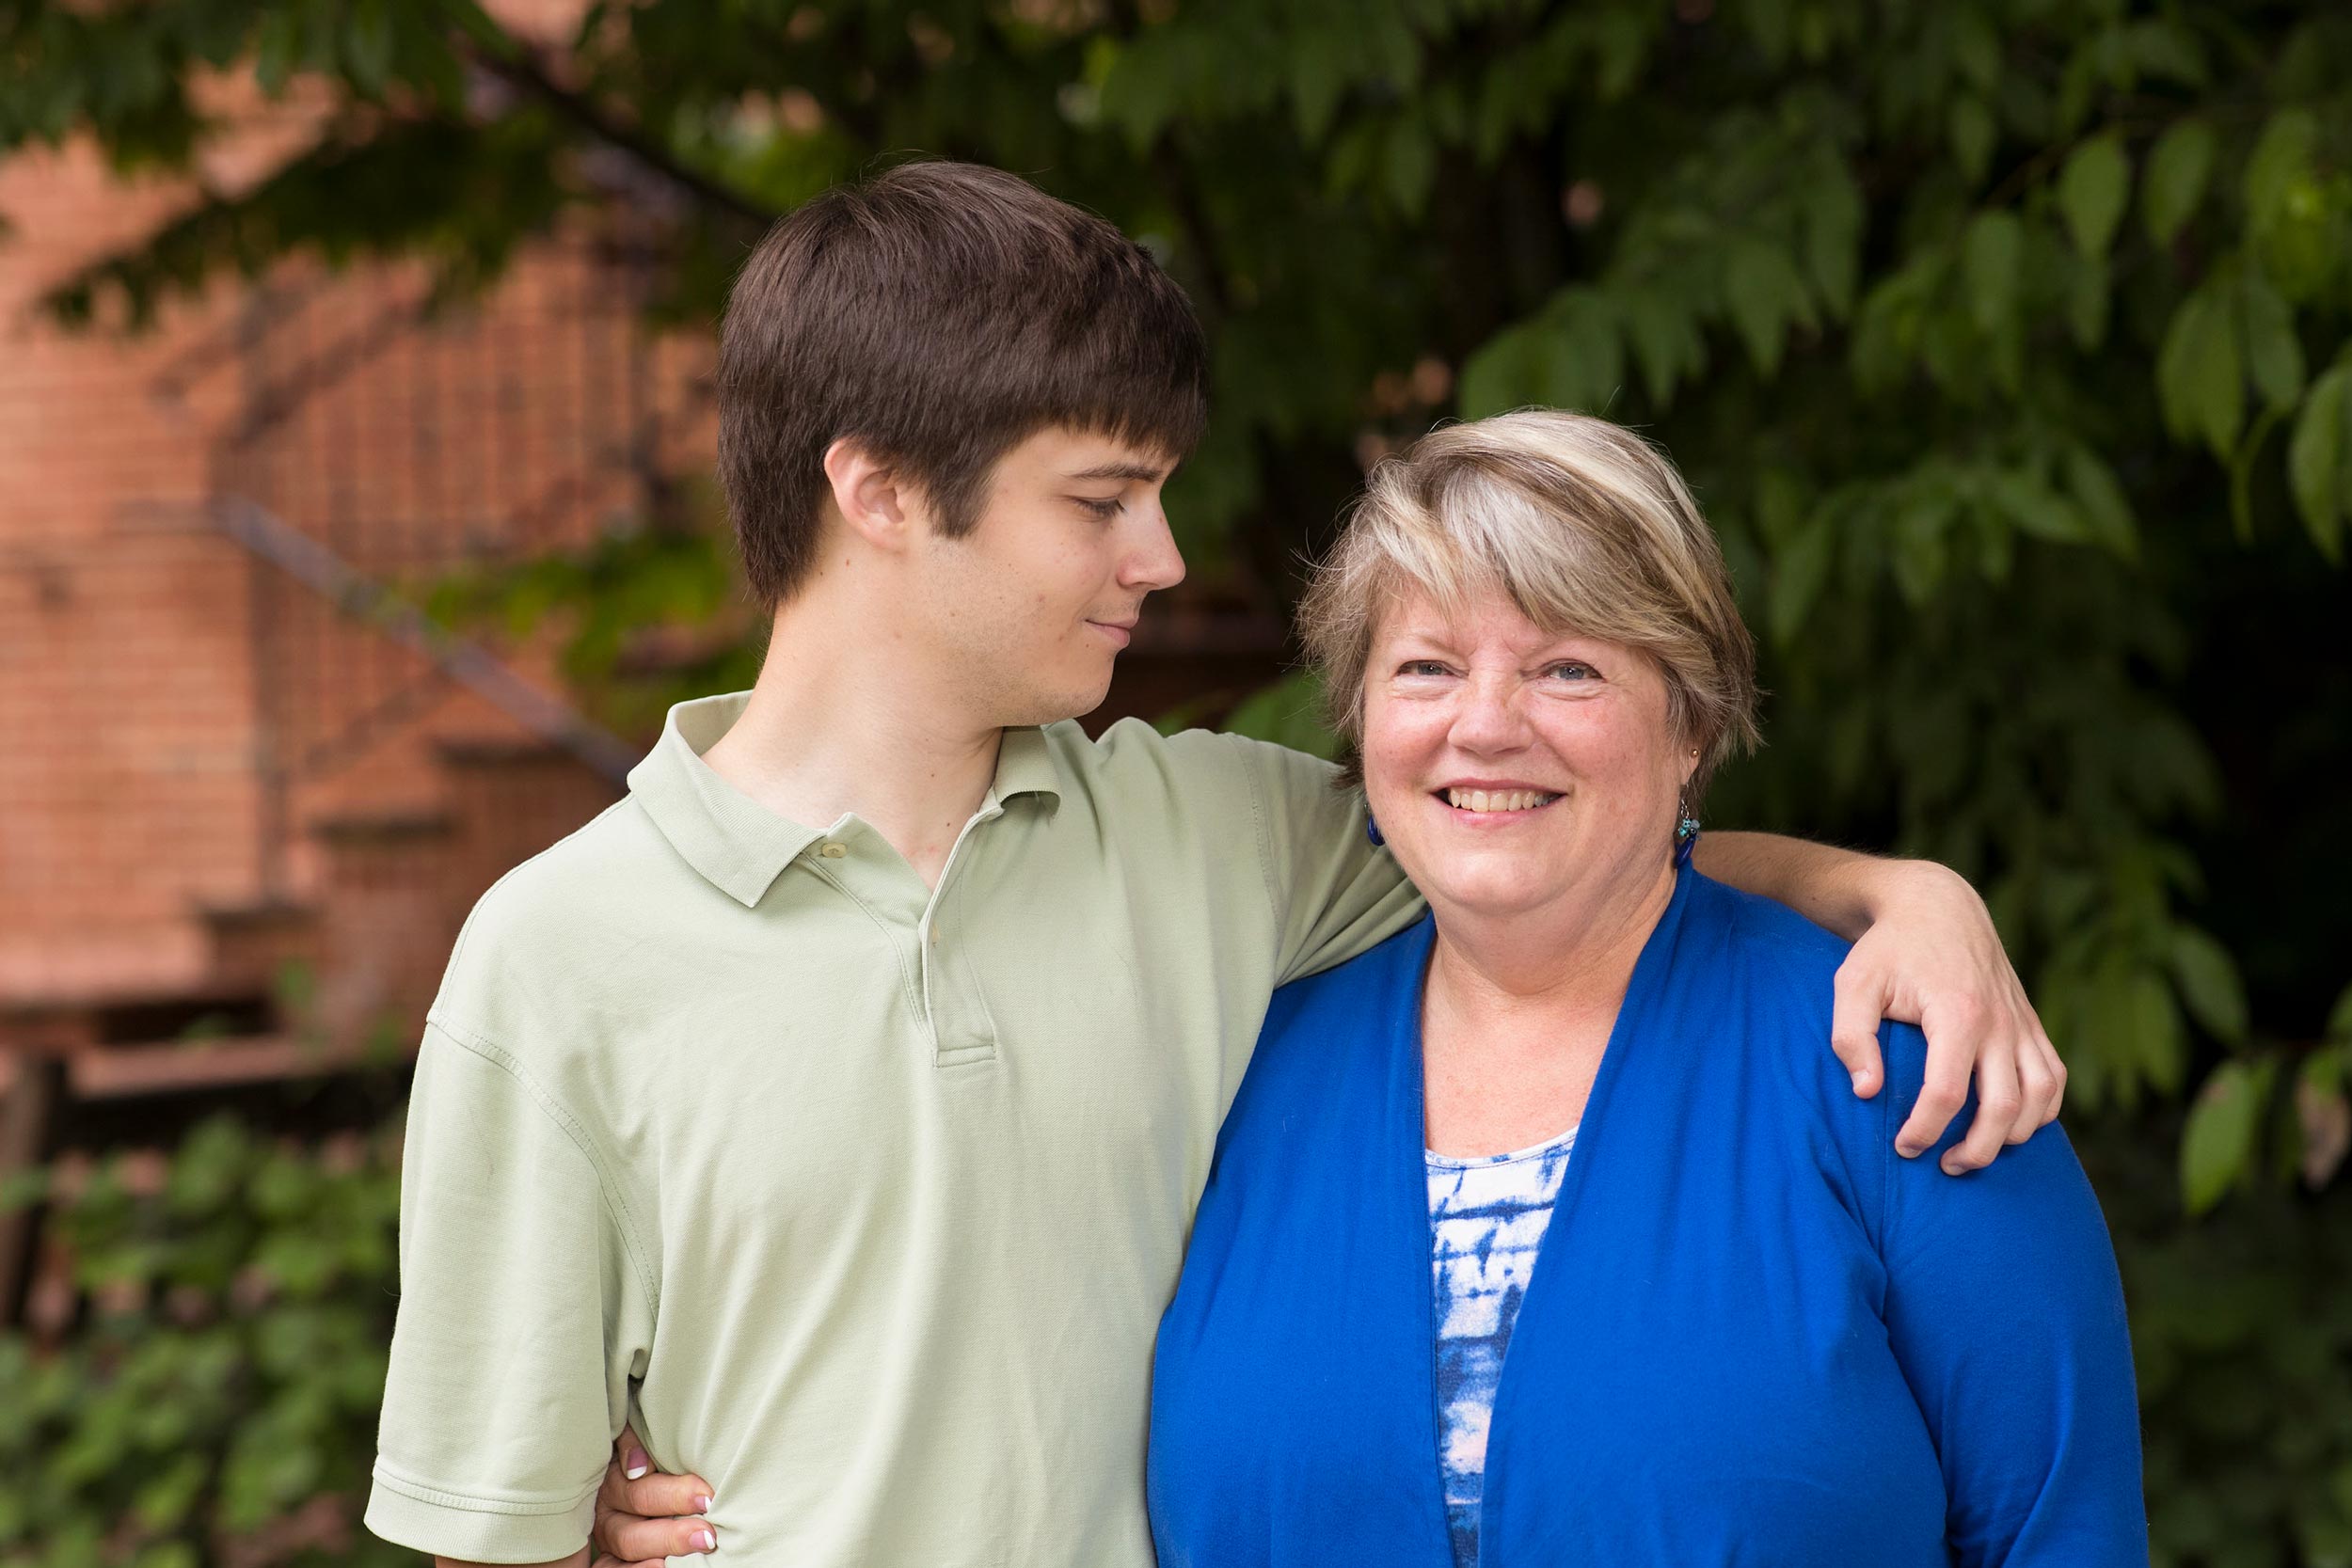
[366,1462,599,1563]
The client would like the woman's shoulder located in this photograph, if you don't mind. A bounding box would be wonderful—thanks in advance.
[1685,872,1931,1120]
[1694,871,1851,992]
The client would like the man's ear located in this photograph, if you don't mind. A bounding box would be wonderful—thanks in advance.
[821,437,919,551]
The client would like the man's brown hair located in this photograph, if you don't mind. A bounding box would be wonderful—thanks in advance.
[717,160,1210,606]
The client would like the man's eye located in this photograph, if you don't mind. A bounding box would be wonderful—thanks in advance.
[1075,497,1121,519]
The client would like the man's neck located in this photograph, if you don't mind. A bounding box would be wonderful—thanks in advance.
[700,588,1006,890]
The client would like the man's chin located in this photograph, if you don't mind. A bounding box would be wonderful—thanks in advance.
[998,674,1116,730]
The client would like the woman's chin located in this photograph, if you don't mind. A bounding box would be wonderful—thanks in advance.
[1417,872,1560,925]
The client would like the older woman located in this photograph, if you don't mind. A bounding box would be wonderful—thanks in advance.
[1145,412,2144,1566]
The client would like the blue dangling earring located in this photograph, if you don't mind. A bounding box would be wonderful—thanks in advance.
[1674,763,1700,867]
[1366,814,1385,847]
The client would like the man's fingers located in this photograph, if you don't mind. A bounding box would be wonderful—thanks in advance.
[2010,1033,2062,1143]
[1896,1049,1970,1160]
[1828,965,1888,1099]
[2033,1028,2067,1126]
[1939,1047,2022,1175]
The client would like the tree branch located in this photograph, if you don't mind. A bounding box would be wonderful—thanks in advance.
[463,41,781,230]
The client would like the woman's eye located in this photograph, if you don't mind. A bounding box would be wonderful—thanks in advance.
[1549,661,1596,680]
[1399,660,1450,677]
[1075,497,1122,519]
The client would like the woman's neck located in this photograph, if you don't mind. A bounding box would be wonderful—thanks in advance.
[1419,856,1678,1157]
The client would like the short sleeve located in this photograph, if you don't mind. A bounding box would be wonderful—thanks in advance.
[1226,735,1422,986]
[1876,1025,2149,1565]
[364,1022,656,1563]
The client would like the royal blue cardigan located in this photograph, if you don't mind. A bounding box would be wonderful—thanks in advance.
[1149,868,2145,1567]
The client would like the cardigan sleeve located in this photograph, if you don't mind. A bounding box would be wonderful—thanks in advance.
[1874,1022,2150,1565]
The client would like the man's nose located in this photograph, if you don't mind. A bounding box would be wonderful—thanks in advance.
[1121,509,1186,594]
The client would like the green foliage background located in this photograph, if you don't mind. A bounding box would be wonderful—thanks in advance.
[5,0,2351,1561]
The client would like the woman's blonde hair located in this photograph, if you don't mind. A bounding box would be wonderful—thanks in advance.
[1297,409,1761,799]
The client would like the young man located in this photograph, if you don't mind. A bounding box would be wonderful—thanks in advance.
[365,162,2064,1568]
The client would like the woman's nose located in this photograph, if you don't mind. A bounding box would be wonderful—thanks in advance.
[1447,679,1531,752]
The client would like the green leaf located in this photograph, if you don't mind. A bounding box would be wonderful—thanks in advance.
[2063,444,2139,559]
[1218,673,1334,754]
[253,10,303,97]
[1768,511,1836,646]
[1383,121,1436,216]
[2329,981,2352,1042]
[1949,96,1996,186]
[1989,468,2088,545]
[1539,291,1626,412]
[2157,281,2244,457]
[2129,968,2188,1095]
[1622,285,1707,404]
[1723,237,1815,378]
[2237,269,2306,410]
[342,0,395,96]
[2288,365,2349,562]
[1803,157,1865,318]
[2182,1058,2272,1215]
[1962,211,2023,336]
[2057,134,2130,259]
[2244,109,2318,233]
[2065,251,2111,349]
[2143,119,2217,247]
[1890,492,1953,605]
[2169,925,2250,1044]
[1458,320,1546,419]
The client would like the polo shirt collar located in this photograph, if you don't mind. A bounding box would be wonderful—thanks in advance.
[628,692,1062,909]
[990,721,1063,805]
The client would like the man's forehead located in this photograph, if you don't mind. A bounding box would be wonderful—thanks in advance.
[1016,425,1175,482]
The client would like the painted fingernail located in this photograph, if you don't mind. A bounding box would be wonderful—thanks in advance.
[694,1495,713,1513]
[694,1528,717,1552]
[625,1450,649,1480]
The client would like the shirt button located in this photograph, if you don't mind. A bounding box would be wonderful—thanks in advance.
[819,842,847,858]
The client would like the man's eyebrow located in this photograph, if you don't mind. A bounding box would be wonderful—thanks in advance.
[1064,462,1170,483]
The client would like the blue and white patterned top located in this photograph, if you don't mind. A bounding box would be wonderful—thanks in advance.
[1427,1124,1578,1568]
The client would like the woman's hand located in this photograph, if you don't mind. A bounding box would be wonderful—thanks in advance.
[1829,860,2066,1175]
[588,1426,715,1568]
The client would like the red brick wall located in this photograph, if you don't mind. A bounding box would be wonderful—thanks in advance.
[0,45,706,1025]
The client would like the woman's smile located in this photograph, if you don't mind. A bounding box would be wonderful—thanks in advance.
[1433,784,1564,821]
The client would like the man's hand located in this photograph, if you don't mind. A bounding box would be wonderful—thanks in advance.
[588,1425,715,1568]
[1828,860,2065,1175]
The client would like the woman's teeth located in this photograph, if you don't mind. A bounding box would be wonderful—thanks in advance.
[1444,788,1559,813]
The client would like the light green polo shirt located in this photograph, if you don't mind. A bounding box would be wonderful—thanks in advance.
[365,691,1419,1565]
